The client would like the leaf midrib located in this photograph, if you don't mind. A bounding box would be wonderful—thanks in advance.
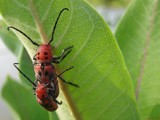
[28,0,48,43]
[27,0,82,119]
[135,0,158,100]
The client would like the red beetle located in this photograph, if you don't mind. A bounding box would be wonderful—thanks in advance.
[14,63,74,111]
[8,8,78,88]
[9,8,79,111]
[36,83,59,111]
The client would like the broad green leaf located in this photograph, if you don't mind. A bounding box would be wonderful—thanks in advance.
[18,48,35,86]
[0,0,139,119]
[115,0,160,119]
[0,20,23,56]
[2,76,59,120]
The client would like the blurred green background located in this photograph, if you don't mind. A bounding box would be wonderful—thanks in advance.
[88,0,131,7]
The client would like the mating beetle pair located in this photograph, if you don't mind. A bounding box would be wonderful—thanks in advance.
[8,8,79,111]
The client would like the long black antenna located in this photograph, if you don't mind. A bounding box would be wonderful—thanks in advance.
[48,8,69,45]
[13,63,37,87]
[8,26,39,47]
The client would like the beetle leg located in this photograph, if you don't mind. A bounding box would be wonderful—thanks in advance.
[44,66,76,87]
[13,63,36,87]
[52,46,73,64]
[33,86,36,95]
[58,75,79,88]
[33,53,37,60]
[34,79,38,84]
[54,99,62,105]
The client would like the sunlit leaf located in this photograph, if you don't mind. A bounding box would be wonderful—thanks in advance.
[0,0,139,119]
[115,0,160,119]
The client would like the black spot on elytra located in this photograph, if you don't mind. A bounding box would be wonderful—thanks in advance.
[44,52,48,55]
[38,71,42,76]
[45,71,48,76]
[45,57,48,60]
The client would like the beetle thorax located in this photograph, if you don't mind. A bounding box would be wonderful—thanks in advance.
[35,44,53,63]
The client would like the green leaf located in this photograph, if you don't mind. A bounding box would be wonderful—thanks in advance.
[0,20,34,86]
[0,0,139,119]
[18,48,35,86]
[2,76,59,120]
[0,20,23,56]
[115,0,160,119]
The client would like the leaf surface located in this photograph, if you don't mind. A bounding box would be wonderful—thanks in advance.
[115,0,160,119]
[0,20,23,56]
[0,0,139,119]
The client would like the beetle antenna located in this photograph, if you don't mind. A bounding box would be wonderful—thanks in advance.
[7,26,39,47]
[48,8,69,45]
